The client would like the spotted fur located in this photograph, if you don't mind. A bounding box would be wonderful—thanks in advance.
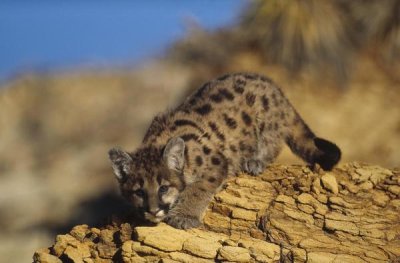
[109,73,341,229]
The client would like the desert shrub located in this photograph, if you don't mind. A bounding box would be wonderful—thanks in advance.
[349,0,400,64]
[240,0,357,80]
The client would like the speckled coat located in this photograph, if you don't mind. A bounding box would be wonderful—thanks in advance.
[109,73,341,229]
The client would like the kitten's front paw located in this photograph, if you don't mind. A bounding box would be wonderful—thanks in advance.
[243,159,265,176]
[164,214,201,229]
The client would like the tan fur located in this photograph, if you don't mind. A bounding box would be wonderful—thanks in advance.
[109,73,341,229]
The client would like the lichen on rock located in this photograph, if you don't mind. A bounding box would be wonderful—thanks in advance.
[33,163,400,262]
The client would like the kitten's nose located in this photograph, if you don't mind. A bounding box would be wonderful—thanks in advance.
[149,208,161,216]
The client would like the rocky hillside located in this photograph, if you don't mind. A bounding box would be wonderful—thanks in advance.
[34,163,400,263]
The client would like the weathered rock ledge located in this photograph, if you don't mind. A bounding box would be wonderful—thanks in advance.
[34,163,400,263]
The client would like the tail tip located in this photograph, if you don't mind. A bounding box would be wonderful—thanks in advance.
[313,137,341,170]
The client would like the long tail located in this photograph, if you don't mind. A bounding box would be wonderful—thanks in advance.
[285,112,341,170]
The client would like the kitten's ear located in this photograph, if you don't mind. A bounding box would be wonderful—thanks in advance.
[108,147,133,182]
[163,137,185,172]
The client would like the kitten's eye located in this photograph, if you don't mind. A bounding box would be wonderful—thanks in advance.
[159,185,169,194]
[134,189,145,197]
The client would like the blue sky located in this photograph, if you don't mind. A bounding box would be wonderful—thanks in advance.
[0,0,245,81]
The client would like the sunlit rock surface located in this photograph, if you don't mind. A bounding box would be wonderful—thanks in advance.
[34,163,400,262]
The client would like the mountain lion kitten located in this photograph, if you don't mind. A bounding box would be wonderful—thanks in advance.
[109,73,341,229]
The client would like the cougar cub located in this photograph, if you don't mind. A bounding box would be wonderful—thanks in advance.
[109,73,341,229]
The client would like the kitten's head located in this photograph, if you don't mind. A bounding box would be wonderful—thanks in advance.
[108,137,186,223]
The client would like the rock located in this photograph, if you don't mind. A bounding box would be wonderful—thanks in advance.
[291,248,307,262]
[239,238,280,260]
[135,224,191,252]
[70,225,89,242]
[321,173,339,194]
[169,252,212,263]
[217,246,251,262]
[275,194,296,205]
[52,234,78,257]
[64,246,84,263]
[99,229,114,245]
[359,181,374,190]
[283,207,314,225]
[231,207,257,221]
[312,177,323,194]
[33,252,62,263]
[325,219,359,235]
[308,252,366,263]
[329,196,355,208]
[33,163,400,263]
[388,185,400,196]
[355,168,372,182]
[182,236,221,258]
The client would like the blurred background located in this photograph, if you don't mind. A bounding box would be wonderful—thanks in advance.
[0,0,399,261]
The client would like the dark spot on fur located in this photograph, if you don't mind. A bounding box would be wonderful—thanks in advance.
[181,133,200,142]
[233,79,245,94]
[210,93,223,103]
[273,123,279,131]
[199,187,207,192]
[208,122,225,141]
[230,145,238,152]
[195,156,203,166]
[238,142,254,153]
[203,146,211,155]
[208,176,216,183]
[193,83,209,98]
[142,113,168,143]
[217,74,231,81]
[189,98,197,106]
[219,88,234,101]
[272,92,278,106]
[203,132,211,140]
[245,92,256,106]
[239,141,246,151]
[174,119,205,133]
[223,114,237,129]
[156,173,162,185]
[260,122,266,133]
[261,95,269,111]
[241,128,251,136]
[184,147,189,166]
[131,146,164,173]
[244,73,258,80]
[195,104,212,115]
[211,156,221,165]
[241,111,252,126]
[260,75,272,83]
[180,108,191,114]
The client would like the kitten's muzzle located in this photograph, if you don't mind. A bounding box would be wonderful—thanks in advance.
[145,209,166,223]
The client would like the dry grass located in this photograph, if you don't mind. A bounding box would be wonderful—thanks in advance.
[348,0,400,80]
[240,0,355,80]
